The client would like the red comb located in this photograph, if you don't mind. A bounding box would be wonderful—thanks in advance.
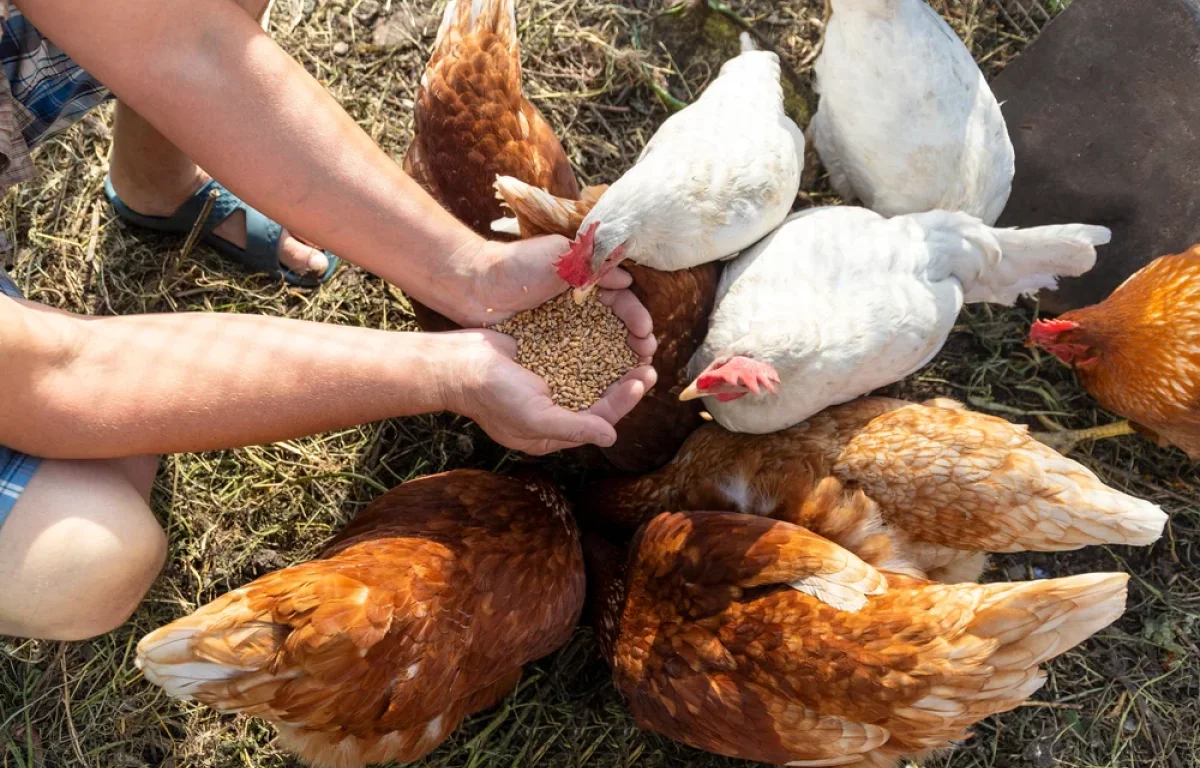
[697,357,780,397]
[554,221,600,287]
[1029,318,1080,343]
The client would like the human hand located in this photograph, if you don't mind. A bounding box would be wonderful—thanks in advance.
[447,235,643,328]
[436,234,656,360]
[440,329,658,455]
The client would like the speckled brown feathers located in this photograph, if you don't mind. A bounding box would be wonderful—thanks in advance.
[1050,247,1200,458]
[403,0,579,332]
[589,511,1128,767]
[581,397,1164,581]
[136,471,584,768]
[493,176,608,238]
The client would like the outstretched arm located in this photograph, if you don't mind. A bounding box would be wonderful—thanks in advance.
[0,296,652,458]
[15,0,594,328]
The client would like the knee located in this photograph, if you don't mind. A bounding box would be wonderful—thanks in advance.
[0,460,167,641]
[49,509,167,641]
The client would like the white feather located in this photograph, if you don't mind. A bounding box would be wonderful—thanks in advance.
[812,0,1014,224]
[690,208,1107,434]
[578,47,805,271]
[490,216,521,235]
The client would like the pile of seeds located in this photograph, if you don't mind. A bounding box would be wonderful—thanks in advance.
[492,291,640,411]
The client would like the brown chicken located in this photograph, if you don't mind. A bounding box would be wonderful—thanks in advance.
[1028,246,1200,458]
[136,470,584,768]
[497,175,722,473]
[402,0,581,332]
[581,396,1166,583]
[585,505,1129,768]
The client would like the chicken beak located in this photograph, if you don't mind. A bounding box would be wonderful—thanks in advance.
[678,381,704,402]
[571,284,596,304]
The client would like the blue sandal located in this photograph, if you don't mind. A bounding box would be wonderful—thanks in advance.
[104,176,339,287]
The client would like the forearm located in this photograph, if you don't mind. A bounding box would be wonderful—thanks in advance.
[18,0,482,308]
[0,300,460,458]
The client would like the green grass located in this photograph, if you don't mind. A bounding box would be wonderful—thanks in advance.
[3,1,1198,767]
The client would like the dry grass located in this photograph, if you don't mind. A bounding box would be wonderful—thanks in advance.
[2,1,1198,767]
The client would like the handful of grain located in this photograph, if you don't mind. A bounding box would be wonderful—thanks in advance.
[492,291,640,411]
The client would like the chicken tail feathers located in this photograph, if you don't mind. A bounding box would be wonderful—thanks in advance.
[136,590,291,711]
[435,0,518,53]
[491,175,605,238]
[739,31,758,53]
[894,573,1127,745]
[137,569,395,716]
[1022,447,1168,549]
[965,224,1110,305]
[970,572,1128,668]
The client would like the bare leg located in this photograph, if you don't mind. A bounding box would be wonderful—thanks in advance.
[0,456,165,640]
[106,0,328,278]
[1033,420,1136,455]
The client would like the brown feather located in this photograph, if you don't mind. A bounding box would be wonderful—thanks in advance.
[581,397,1163,581]
[404,0,578,333]
[137,470,585,768]
[1053,247,1200,458]
[592,511,1127,767]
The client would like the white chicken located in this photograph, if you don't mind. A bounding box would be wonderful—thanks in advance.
[810,0,1014,224]
[551,33,804,297]
[681,207,1110,434]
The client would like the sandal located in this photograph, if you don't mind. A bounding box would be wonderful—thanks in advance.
[104,176,339,287]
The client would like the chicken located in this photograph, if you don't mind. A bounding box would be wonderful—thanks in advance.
[682,207,1110,434]
[811,0,1014,224]
[402,0,580,332]
[1028,246,1200,458]
[136,470,584,768]
[586,509,1128,768]
[488,33,798,470]
[491,176,607,239]
[550,33,805,298]
[580,396,1166,583]
[493,178,723,473]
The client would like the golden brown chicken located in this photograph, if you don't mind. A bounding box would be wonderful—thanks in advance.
[402,0,581,332]
[581,396,1165,583]
[585,506,1128,768]
[136,470,584,768]
[1028,246,1200,458]
[496,176,722,473]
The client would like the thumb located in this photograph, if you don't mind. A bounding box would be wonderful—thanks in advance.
[526,234,571,264]
[530,406,618,448]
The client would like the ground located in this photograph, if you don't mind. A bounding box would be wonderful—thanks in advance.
[2,0,1198,767]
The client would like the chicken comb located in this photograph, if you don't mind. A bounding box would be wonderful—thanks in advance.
[698,357,780,395]
[554,221,600,287]
[1029,318,1080,344]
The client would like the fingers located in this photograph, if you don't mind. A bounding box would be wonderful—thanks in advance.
[526,234,572,273]
[534,234,572,252]
[599,288,654,340]
[526,404,619,452]
[587,365,657,427]
[596,267,633,290]
[626,330,658,362]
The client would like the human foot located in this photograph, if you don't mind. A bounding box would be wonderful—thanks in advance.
[107,167,330,280]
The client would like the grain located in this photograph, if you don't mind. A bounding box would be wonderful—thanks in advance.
[493,291,640,411]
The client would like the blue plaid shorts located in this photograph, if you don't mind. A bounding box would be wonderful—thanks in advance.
[0,4,111,149]
[0,266,42,527]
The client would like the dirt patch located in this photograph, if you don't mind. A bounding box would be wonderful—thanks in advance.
[2,2,1196,767]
